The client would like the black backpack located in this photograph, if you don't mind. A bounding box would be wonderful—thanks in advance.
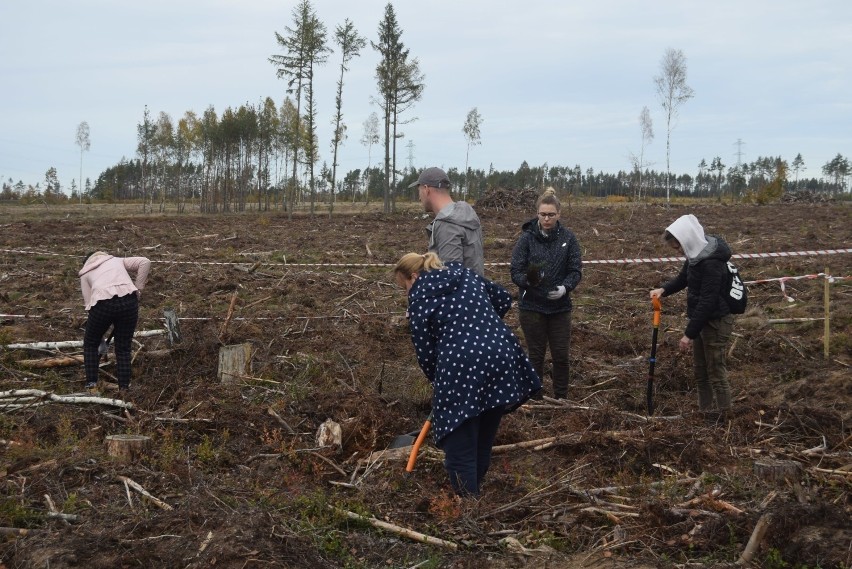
[723,260,748,314]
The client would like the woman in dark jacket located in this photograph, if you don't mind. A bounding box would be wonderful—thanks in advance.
[649,214,734,418]
[395,252,541,497]
[510,189,582,399]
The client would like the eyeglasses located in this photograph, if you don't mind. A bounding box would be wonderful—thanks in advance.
[537,212,558,219]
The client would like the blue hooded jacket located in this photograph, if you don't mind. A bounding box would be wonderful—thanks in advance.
[407,262,542,442]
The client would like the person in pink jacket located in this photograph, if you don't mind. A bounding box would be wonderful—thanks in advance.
[79,252,151,392]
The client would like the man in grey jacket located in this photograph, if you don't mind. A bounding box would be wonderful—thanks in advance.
[409,167,485,276]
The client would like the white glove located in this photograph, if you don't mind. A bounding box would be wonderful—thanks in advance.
[547,285,566,300]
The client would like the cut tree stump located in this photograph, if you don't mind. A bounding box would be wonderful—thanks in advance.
[754,459,802,484]
[105,434,151,463]
[218,343,252,384]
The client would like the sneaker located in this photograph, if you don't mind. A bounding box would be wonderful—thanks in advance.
[85,383,98,395]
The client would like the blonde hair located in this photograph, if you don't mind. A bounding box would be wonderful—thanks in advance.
[537,187,561,212]
[394,252,444,280]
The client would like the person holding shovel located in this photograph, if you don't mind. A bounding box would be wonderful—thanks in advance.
[649,214,734,421]
[395,252,540,497]
[79,251,151,393]
[510,188,582,399]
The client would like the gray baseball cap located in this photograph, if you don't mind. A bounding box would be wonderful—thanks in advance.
[407,167,451,189]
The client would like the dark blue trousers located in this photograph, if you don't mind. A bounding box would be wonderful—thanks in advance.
[84,294,139,388]
[438,406,504,497]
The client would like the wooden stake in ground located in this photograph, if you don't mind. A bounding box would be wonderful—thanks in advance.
[164,307,182,345]
[824,266,830,359]
[106,434,152,463]
[219,291,239,341]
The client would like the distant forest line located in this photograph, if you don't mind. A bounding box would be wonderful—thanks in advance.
[3,149,849,210]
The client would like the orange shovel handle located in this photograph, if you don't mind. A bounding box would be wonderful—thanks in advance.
[405,419,431,473]
[652,297,662,326]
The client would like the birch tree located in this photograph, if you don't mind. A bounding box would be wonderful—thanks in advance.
[654,48,694,204]
[359,112,380,204]
[75,121,90,204]
[630,106,654,201]
[462,107,483,200]
[136,106,155,212]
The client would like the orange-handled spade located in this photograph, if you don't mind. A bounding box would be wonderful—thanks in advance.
[405,414,432,473]
[647,297,662,416]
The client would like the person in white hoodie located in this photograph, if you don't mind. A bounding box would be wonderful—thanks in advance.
[79,252,151,392]
[649,215,734,420]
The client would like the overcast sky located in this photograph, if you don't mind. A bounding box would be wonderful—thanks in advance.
[1,0,850,191]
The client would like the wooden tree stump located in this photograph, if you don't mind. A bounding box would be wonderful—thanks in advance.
[754,459,802,484]
[218,343,252,384]
[105,434,151,463]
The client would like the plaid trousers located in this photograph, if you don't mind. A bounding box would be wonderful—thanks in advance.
[84,293,139,388]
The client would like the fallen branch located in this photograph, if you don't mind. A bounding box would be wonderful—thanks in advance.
[0,527,39,537]
[678,494,745,515]
[47,512,79,522]
[43,494,76,524]
[810,466,852,477]
[581,506,640,523]
[308,451,348,477]
[198,530,214,554]
[492,430,638,454]
[492,436,564,453]
[335,508,457,550]
[0,389,134,411]
[11,459,58,475]
[3,329,166,351]
[154,416,213,424]
[537,396,682,421]
[120,534,182,543]
[116,476,174,511]
[737,513,772,565]
[267,407,295,434]
[17,355,84,368]
[583,477,698,497]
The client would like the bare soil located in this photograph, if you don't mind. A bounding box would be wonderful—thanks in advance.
[1,201,850,569]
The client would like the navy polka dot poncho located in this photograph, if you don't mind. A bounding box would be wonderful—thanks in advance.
[406,262,542,443]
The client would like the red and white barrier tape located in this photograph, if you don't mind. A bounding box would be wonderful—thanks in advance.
[744,272,852,302]
[2,247,851,268]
